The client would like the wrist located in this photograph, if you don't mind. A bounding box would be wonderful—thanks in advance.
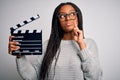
[16,55,23,59]
[78,40,86,50]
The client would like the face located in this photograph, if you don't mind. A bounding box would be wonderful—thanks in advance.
[58,5,78,32]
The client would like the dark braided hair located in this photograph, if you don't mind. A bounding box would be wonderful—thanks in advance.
[39,2,83,80]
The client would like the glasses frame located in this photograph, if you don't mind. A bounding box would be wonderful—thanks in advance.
[58,11,78,21]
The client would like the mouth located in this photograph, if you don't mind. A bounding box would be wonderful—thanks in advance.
[66,22,72,26]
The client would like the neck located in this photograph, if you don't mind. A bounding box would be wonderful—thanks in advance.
[62,32,73,40]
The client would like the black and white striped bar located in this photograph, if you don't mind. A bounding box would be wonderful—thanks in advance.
[11,30,42,55]
[10,14,40,33]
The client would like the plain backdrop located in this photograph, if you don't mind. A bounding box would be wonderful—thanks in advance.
[0,0,120,80]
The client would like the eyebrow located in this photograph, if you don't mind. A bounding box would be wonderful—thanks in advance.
[59,10,76,14]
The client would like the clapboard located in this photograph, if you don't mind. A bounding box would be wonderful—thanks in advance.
[10,14,42,55]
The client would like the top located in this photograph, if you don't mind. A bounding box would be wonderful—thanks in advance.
[16,38,102,80]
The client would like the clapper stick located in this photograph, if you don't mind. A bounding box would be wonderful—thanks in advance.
[10,14,40,33]
[10,14,42,55]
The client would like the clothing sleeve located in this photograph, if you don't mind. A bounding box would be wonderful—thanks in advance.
[16,55,41,80]
[77,39,102,80]
[16,40,48,80]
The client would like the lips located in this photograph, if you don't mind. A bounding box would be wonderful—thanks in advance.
[66,22,72,26]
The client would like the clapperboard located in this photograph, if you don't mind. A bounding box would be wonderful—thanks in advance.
[10,14,42,55]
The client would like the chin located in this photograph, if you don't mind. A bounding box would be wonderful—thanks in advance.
[64,28,73,33]
[62,25,74,32]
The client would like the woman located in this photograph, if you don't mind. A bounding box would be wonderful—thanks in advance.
[9,2,102,80]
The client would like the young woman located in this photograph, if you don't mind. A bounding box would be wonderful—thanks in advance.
[9,2,102,80]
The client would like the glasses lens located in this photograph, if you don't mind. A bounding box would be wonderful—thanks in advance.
[58,14,66,19]
[69,12,77,19]
[58,12,77,21]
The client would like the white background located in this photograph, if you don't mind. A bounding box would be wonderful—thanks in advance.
[0,0,120,80]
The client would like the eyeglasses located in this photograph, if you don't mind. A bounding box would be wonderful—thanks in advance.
[58,12,78,21]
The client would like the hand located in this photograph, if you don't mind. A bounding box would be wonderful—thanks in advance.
[72,24,86,50]
[8,36,20,55]
[72,24,84,43]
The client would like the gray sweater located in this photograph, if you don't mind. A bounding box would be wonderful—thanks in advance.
[16,38,102,80]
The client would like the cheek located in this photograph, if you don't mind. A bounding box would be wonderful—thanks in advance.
[75,18,78,26]
[59,21,65,30]
[59,21,64,27]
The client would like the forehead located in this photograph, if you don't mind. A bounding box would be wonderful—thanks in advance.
[59,5,75,13]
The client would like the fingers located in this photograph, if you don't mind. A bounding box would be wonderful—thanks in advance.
[9,47,19,55]
[73,22,80,34]
[8,36,20,55]
[72,23,84,42]
[9,36,14,41]
[73,22,83,36]
[73,28,78,36]
[9,41,20,55]
[74,23,78,29]
[9,42,19,49]
[72,27,82,37]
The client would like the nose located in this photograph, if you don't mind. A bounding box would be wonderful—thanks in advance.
[65,15,70,21]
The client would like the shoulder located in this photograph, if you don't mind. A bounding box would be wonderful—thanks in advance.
[84,38,97,46]
[84,38,96,43]
[84,38,98,53]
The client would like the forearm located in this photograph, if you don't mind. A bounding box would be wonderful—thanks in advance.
[78,40,86,50]
[16,56,38,80]
[79,49,102,80]
[77,39,102,80]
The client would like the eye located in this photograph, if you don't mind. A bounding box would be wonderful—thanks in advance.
[69,12,76,16]
[58,14,66,19]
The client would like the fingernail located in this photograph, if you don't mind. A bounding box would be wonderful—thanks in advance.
[18,46,20,49]
[16,42,19,44]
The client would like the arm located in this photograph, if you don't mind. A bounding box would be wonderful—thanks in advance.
[78,39,102,80]
[72,24,102,80]
[9,35,40,80]
[16,56,41,80]
[16,40,48,80]
[8,36,46,80]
